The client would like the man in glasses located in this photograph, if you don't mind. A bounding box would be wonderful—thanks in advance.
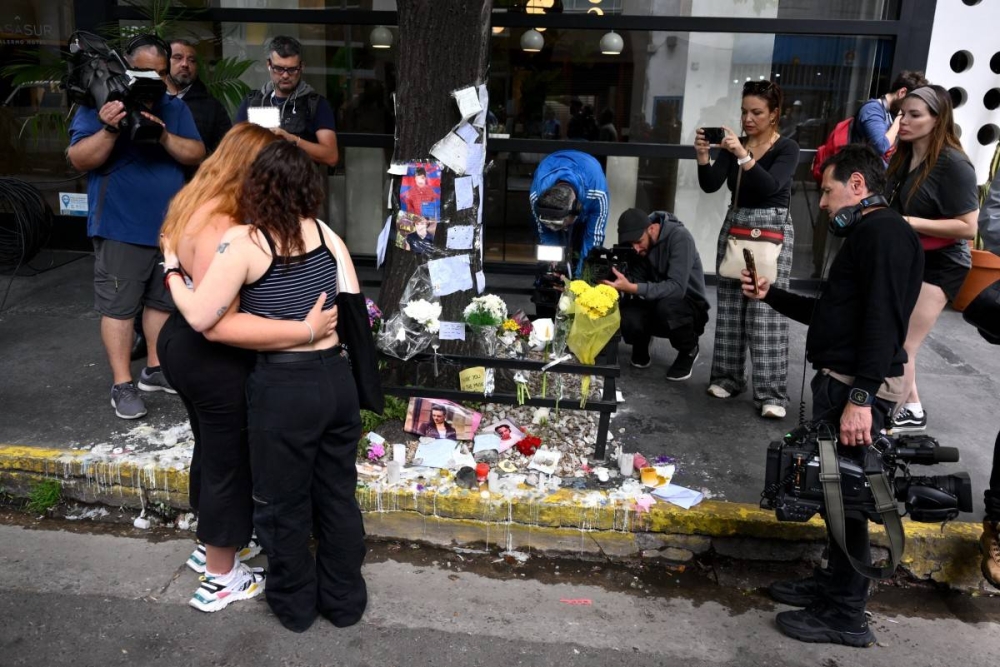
[236,35,339,167]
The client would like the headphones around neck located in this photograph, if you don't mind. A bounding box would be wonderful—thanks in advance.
[828,194,889,237]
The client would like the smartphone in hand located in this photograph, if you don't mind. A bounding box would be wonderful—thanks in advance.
[702,127,726,145]
[743,248,759,295]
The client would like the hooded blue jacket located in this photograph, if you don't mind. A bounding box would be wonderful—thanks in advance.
[529,150,609,273]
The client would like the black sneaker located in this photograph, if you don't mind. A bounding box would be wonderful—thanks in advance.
[768,571,830,607]
[665,345,699,382]
[890,407,927,433]
[775,606,876,648]
[630,348,652,369]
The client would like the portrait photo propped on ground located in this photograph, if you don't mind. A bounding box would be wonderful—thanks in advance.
[480,418,526,452]
[404,397,482,441]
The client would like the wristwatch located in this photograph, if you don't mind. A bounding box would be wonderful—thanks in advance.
[736,151,753,166]
[103,124,120,134]
[848,388,876,407]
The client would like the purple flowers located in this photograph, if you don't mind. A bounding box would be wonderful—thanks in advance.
[366,441,386,461]
[366,298,383,331]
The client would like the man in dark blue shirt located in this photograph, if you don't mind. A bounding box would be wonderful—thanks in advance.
[852,70,927,164]
[68,37,205,420]
[236,35,339,167]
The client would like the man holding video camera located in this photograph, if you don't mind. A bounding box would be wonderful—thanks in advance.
[742,145,923,647]
[68,36,205,420]
[602,208,709,381]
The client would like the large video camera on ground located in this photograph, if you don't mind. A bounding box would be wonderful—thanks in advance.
[64,31,167,143]
[761,421,972,524]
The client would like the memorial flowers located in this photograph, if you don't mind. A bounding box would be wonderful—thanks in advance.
[462,294,508,327]
[403,298,442,334]
[564,281,621,406]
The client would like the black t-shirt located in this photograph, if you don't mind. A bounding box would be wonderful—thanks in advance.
[698,136,801,209]
[888,146,978,265]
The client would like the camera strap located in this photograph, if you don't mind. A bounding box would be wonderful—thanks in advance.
[818,434,905,580]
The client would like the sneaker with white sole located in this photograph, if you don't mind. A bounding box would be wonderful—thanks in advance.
[707,384,731,399]
[189,562,265,613]
[110,381,147,420]
[186,535,264,574]
[665,345,699,381]
[890,407,926,433]
[762,404,787,419]
[630,348,652,369]
[137,366,177,394]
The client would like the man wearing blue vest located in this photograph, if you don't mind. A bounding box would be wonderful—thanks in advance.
[236,35,339,167]
[68,36,205,420]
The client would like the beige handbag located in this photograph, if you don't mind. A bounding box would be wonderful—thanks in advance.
[717,166,784,283]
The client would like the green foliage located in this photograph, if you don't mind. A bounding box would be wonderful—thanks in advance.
[383,395,408,422]
[26,479,61,514]
[201,56,253,115]
[360,409,384,434]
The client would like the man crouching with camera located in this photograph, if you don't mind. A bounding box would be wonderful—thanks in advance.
[602,208,710,381]
[742,145,923,647]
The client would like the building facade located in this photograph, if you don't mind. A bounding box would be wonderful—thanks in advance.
[2,0,997,278]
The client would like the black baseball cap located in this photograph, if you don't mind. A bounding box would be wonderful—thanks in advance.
[618,208,650,244]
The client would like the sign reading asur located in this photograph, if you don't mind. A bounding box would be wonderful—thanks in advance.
[1,11,56,46]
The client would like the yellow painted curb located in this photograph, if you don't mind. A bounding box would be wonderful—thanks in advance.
[0,444,988,590]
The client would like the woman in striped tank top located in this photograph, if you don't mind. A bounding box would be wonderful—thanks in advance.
[163,141,367,633]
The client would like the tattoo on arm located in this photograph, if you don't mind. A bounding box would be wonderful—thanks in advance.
[216,306,227,318]
[217,242,230,254]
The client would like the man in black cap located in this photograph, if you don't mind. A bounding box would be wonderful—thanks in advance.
[602,208,709,381]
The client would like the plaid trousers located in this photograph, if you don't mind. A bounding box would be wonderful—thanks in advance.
[710,206,794,408]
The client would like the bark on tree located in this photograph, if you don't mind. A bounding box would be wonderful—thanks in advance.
[378,0,493,349]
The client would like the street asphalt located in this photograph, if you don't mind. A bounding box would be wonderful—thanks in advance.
[0,249,997,516]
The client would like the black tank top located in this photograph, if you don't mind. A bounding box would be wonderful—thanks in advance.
[239,220,338,321]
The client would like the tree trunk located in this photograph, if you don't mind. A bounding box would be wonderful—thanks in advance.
[378,0,493,352]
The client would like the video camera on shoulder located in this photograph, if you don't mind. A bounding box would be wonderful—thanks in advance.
[65,31,167,143]
[761,422,972,524]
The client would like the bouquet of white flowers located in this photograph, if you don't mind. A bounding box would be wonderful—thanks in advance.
[403,299,441,334]
[462,294,507,327]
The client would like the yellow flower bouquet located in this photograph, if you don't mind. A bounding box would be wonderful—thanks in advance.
[564,280,621,406]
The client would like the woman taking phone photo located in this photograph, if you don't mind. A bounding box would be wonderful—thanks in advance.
[695,80,800,419]
[885,85,979,433]
[163,141,367,633]
[158,122,337,614]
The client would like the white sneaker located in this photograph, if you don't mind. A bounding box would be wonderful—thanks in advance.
[189,562,265,613]
[186,535,263,574]
[707,384,731,399]
[761,404,787,419]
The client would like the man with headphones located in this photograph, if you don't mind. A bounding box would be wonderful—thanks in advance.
[530,150,609,275]
[742,145,923,647]
[68,34,205,420]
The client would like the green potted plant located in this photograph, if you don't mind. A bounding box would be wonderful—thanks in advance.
[952,141,1000,312]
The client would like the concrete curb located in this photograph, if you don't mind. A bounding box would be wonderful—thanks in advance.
[0,444,988,592]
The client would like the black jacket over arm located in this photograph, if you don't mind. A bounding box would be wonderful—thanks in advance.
[763,208,923,395]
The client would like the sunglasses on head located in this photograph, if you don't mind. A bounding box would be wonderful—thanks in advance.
[743,80,775,95]
[269,62,302,76]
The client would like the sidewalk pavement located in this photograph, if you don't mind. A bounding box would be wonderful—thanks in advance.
[1,250,998,590]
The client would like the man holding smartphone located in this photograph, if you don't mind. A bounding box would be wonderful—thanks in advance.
[741,145,923,647]
[602,208,709,381]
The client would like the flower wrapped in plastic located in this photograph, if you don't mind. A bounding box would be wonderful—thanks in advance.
[565,282,621,406]
[377,266,441,361]
[463,294,508,356]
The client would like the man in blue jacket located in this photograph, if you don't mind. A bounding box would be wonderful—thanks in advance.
[851,70,926,164]
[529,150,609,274]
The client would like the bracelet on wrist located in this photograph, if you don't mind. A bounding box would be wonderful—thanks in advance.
[163,267,183,289]
[103,124,120,134]
[303,320,315,344]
